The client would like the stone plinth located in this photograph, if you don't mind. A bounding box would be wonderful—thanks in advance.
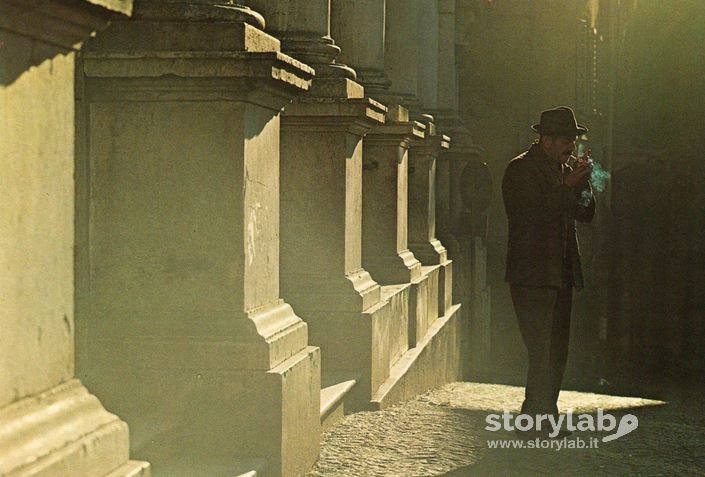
[362,106,425,286]
[408,119,453,319]
[0,1,149,475]
[279,90,397,409]
[362,105,435,352]
[76,4,320,476]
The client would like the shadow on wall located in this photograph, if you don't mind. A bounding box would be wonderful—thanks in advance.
[0,29,72,85]
[0,0,122,85]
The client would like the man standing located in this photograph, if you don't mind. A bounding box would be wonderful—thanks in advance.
[502,106,595,431]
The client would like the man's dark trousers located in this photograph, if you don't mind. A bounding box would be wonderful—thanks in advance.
[511,280,573,417]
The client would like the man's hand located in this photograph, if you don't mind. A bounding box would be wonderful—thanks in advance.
[564,160,591,188]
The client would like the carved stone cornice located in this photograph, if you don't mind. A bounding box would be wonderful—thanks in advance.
[81,2,315,107]
[283,97,387,136]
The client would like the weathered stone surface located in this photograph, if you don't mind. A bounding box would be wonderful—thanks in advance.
[0,0,129,52]
[0,380,149,476]
[0,0,147,474]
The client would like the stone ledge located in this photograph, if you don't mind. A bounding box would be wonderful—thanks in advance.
[320,379,357,432]
[105,460,151,477]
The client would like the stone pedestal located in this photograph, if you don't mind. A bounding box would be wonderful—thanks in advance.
[279,87,393,409]
[362,105,425,286]
[0,1,149,476]
[362,105,434,352]
[75,4,320,476]
[408,118,453,323]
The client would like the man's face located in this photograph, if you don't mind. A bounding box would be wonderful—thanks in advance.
[543,135,577,163]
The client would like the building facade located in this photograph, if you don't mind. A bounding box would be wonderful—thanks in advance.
[1,1,489,476]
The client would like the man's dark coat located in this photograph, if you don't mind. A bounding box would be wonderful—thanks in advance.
[502,143,595,289]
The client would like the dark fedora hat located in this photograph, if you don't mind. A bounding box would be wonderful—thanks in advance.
[531,106,588,136]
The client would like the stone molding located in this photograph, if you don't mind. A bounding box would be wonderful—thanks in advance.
[365,120,426,149]
[248,0,356,79]
[283,96,387,136]
[131,1,263,27]
[410,133,451,163]
[82,50,314,107]
[82,6,315,108]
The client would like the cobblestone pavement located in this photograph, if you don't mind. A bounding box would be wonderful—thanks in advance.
[307,382,705,477]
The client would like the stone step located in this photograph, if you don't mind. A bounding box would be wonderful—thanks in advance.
[138,454,264,477]
[105,461,151,477]
[320,378,357,432]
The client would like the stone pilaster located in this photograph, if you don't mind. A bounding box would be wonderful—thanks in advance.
[279,90,391,409]
[0,1,149,476]
[362,105,431,355]
[254,0,408,411]
[437,128,492,380]
[330,0,391,95]
[75,4,320,476]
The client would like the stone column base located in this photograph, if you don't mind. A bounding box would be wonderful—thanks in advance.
[81,343,319,477]
[0,380,149,477]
